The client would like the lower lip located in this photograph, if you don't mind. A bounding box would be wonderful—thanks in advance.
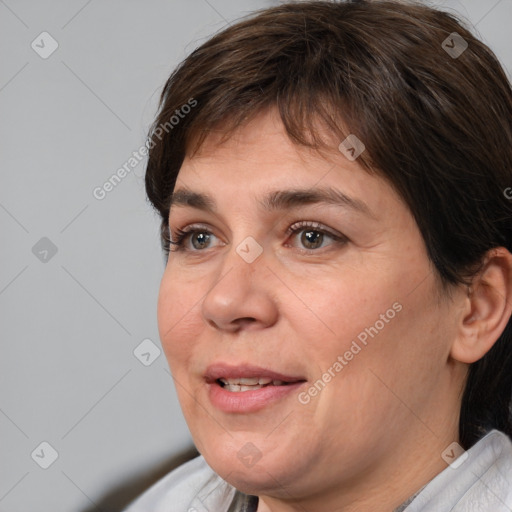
[207,381,306,413]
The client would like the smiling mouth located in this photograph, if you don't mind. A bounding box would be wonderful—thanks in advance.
[217,377,293,392]
[205,364,307,412]
[205,364,306,389]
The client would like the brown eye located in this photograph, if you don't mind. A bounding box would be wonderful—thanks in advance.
[286,221,348,252]
[301,230,324,249]
[191,231,211,250]
[169,225,219,252]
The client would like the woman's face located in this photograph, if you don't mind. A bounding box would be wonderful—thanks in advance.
[157,109,464,504]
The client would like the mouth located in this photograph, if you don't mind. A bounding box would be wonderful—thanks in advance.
[216,377,293,392]
[204,363,307,413]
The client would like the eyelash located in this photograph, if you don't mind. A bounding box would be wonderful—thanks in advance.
[168,221,347,254]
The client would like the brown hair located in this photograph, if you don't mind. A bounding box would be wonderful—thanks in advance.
[145,0,512,448]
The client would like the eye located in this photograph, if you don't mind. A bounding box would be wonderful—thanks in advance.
[285,221,347,251]
[169,224,220,252]
[168,221,347,254]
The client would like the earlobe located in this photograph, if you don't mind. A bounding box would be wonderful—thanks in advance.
[450,247,512,364]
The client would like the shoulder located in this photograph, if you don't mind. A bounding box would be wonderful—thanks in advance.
[406,430,512,512]
[122,455,237,512]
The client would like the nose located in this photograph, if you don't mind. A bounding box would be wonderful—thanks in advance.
[201,244,278,332]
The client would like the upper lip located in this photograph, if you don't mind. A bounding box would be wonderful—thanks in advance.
[204,363,307,384]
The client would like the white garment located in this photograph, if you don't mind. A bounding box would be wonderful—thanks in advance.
[122,430,512,512]
[405,430,512,512]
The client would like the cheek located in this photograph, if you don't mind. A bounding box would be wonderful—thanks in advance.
[288,264,400,355]
[157,269,203,368]
[322,274,448,419]
[291,250,442,398]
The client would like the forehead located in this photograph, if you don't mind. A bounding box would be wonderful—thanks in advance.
[174,110,402,217]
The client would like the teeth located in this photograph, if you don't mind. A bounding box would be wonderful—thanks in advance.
[218,377,289,392]
[219,377,274,386]
[240,377,261,385]
[224,383,265,392]
[240,385,262,392]
[225,384,242,392]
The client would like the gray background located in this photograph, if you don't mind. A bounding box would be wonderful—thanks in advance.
[0,1,510,511]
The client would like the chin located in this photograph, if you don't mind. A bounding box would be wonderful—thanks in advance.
[200,439,299,495]
[220,462,293,498]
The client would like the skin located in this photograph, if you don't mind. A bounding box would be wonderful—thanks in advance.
[157,108,512,512]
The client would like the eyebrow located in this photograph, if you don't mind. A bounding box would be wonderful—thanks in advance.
[168,186,375,219]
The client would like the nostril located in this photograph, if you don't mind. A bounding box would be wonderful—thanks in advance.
[206,318,243,332]
[234,317,257,327]
[206,317,256,331]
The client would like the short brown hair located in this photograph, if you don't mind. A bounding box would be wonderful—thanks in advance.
[145,0,512,448]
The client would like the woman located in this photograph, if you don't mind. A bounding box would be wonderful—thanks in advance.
[124,1,512,510]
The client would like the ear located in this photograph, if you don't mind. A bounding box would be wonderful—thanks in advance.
[450,247,512,364]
